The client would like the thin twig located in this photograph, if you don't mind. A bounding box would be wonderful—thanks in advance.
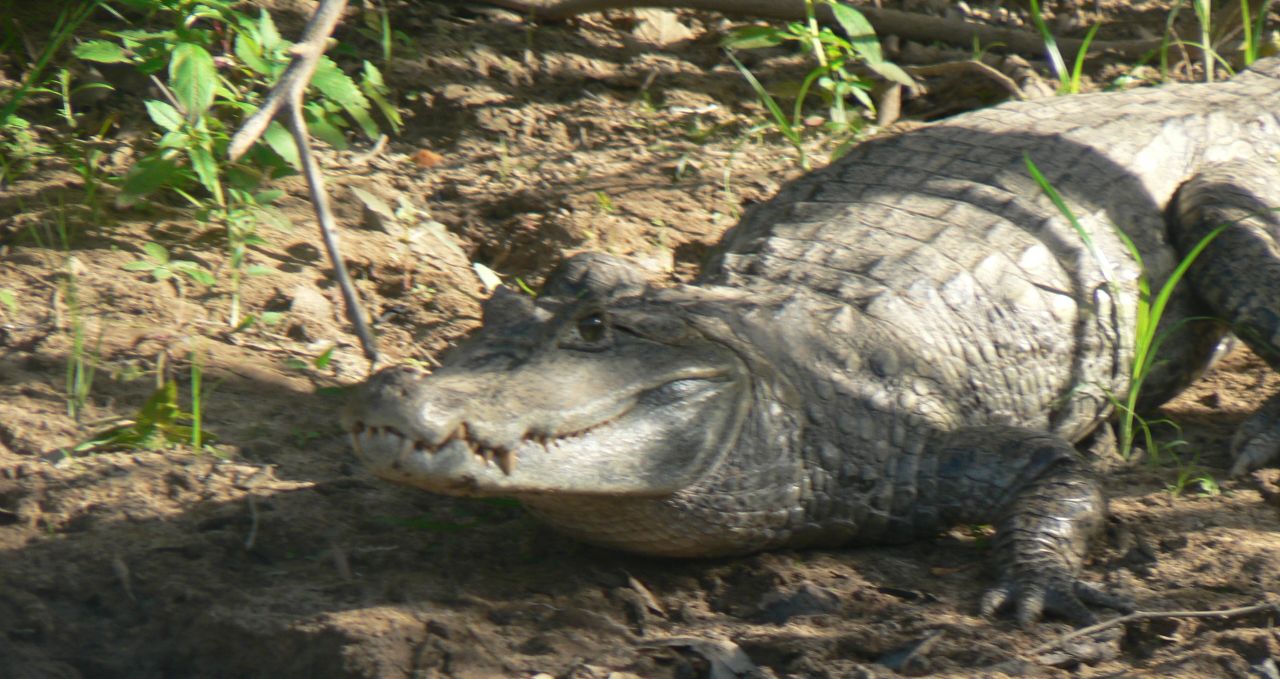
[288,96,379,364]
[227,0,380,366]
[1028,601,1280,657]
[905,60,1027,100]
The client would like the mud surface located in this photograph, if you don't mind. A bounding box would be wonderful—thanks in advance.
[2,1,1279,677]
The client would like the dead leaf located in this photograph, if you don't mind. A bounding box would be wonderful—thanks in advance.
[632,9,694,47]
[412,149,444,168]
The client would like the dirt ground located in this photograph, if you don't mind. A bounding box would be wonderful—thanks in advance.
[2,1,1280,677]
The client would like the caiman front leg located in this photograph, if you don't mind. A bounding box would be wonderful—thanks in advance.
[1172,159,1280,475]
[925,426,1132,626]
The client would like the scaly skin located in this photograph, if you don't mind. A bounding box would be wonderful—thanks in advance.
[346,58,1280,626]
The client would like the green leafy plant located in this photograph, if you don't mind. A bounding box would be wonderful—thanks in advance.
[41,211,99,422]
[0,1,103,128]
[62,254,99,423]
[284,345,336,373]
[594,191,616,214]
[72,380,216,453]
[1167,462,1222,497]
[123,242,216,286]
[1193,0,1215,80]
[1239,0,1276,65]
[73,0,394,325]
[0,3,121,185]
[1026,154,1226,462]
[1028,0,1101,94]
[1156,0,1273,82]
[231,310,284,333]
[723,0,912,168]
[189,351,205,450]
[0,117,52,184]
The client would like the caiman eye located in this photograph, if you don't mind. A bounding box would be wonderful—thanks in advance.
[576,312,606,343]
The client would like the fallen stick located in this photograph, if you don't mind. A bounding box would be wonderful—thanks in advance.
[1028,600,1280,658]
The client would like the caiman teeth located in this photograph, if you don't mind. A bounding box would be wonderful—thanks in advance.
[348,417,611,478]
[494,449,516,476]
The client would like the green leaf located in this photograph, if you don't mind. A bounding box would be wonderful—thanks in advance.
[259,311,284,325]
[172,262,216,286]
[311,57,378,138]
[138,381,181,428]
[828,3,883,62]
[123,260,157,272]
[314,346,335,369]
[117,151,182,207]
[283,357,309,371]
[361,61,402,133]
[304,104,348,149]
[186,4,227,24]
[157,129,193,149]
[143,241,169,263]
[245,264,275,276]
[725,52,802,149]
[722,25,785,49]
[262,120,300,168]
[232,314,258,332]
[0,289,15,315]
[145,100,184,132]
[311,57,366,109]
[73,40,131,63]
[169,43,218,119]
[105,28,173,46]
[233,31,269,75]
[866,60,916,87]
[151,267,172,281]
[258,9,283,52]
[187,145,220,197]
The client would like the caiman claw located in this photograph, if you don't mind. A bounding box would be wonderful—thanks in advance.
[981,573,1133,627]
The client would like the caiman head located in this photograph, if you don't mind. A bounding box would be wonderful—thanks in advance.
[343,254,793,555]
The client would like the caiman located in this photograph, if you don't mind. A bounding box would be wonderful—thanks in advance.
[345,57,1280,625]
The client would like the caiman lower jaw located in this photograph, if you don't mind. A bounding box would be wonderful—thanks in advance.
[347,374,744,497]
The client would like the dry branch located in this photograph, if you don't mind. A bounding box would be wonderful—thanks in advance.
[228,0,380,365]
[482,0,1164,60]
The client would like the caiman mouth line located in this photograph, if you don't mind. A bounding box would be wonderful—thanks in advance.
[349,370,733,478]
[349,410,620,477]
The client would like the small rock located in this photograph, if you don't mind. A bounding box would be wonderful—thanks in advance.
[755,583,841,623]
[351,186,397,232]
[286,284,339,343]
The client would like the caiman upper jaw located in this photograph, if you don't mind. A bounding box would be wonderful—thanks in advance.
[349,401,625,480]
[345,366,747,497]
